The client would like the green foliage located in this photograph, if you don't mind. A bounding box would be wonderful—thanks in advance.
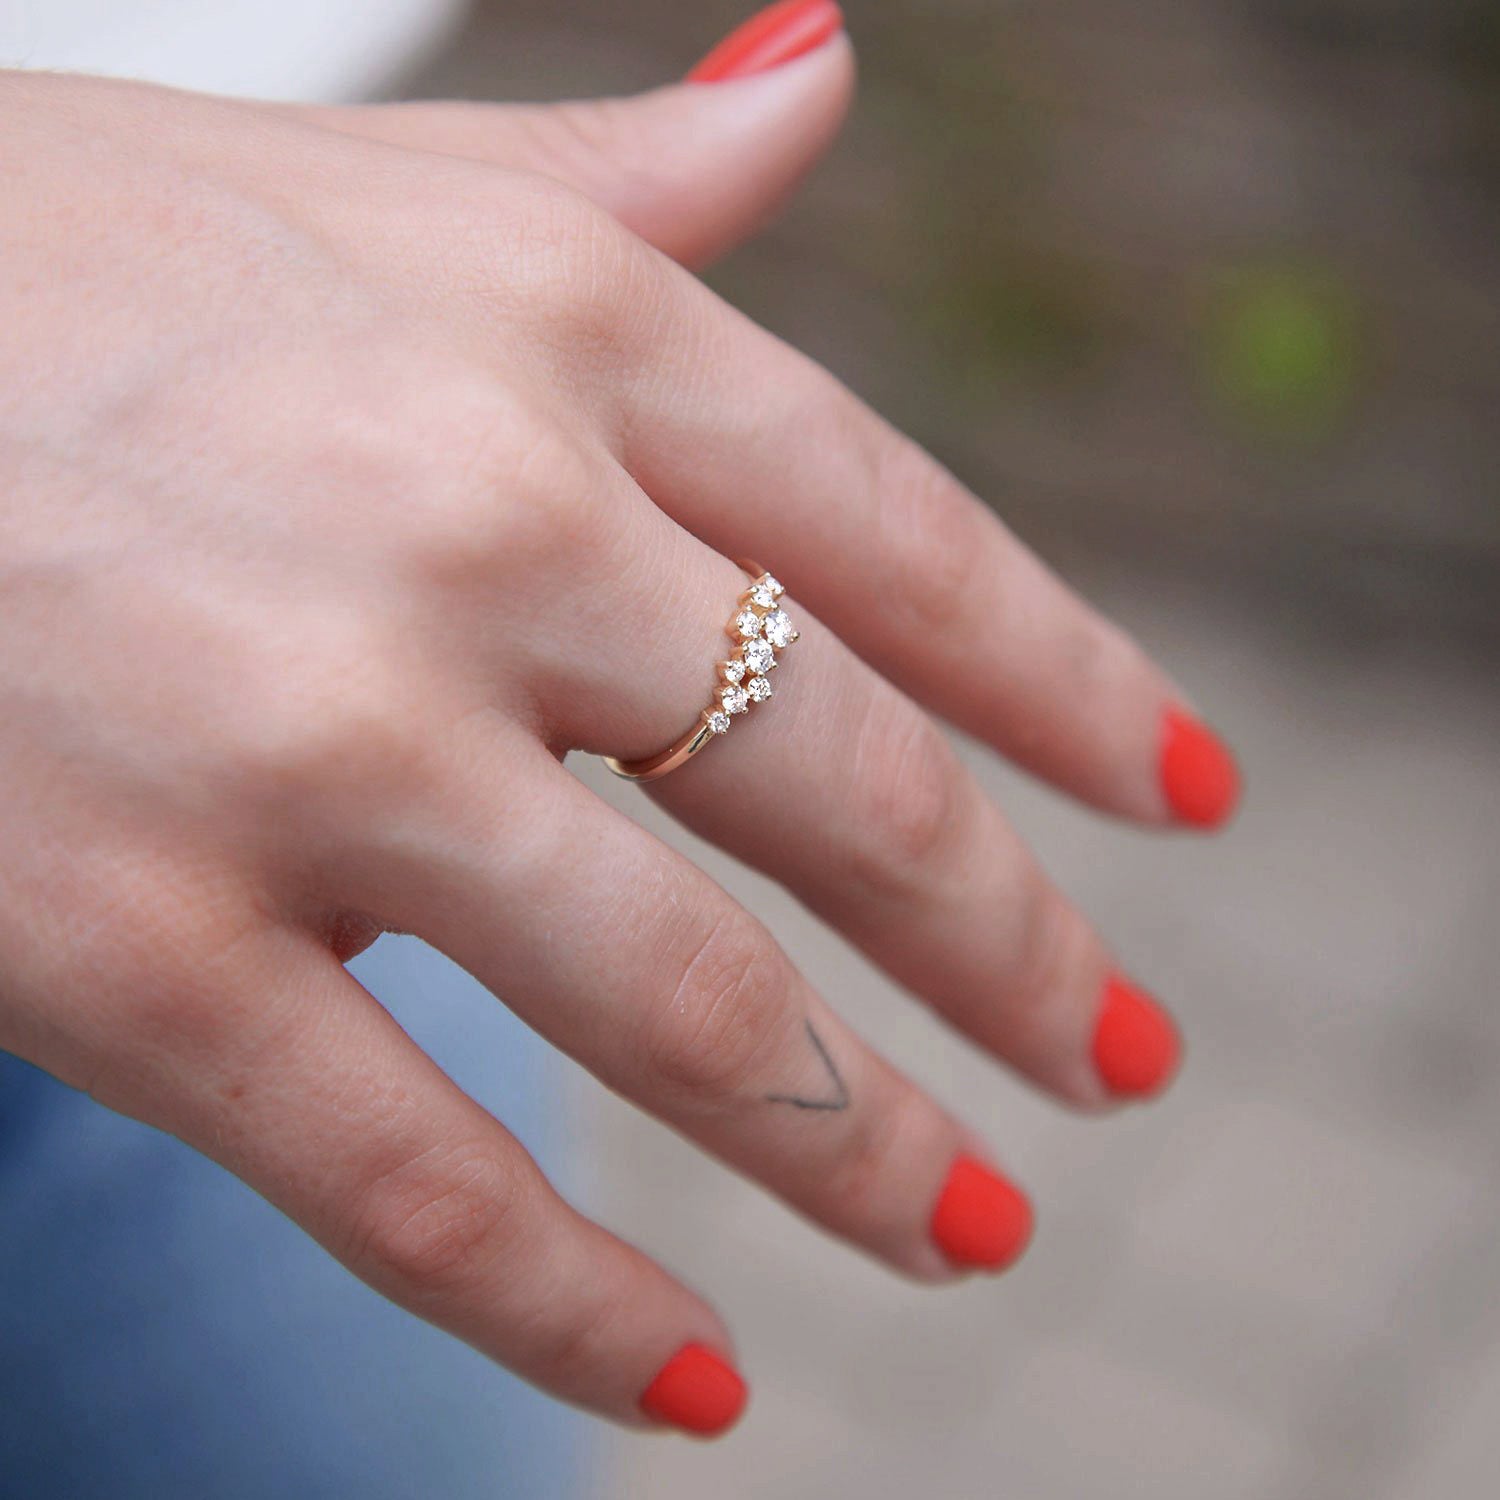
[924,247,1109,393]
[1200,264,1363,442]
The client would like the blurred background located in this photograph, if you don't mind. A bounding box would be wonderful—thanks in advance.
[10,0,1498,1495]
[400,3,1500,1495]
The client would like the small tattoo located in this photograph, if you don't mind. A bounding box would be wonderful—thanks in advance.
[765,1021,850,1112]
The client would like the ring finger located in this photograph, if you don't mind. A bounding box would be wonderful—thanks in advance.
[545,496,1180,1107]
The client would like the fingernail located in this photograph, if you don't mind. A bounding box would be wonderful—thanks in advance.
[1160,706,1240,829]
[687,0,845,83]
[640,1343,748,1436]
[929,1154,1034,1272]
[1092,974,1181,1099]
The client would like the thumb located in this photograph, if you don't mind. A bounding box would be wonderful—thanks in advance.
[311,2,852,269]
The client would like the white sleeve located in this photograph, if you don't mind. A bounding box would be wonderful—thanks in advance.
[1,0,468,103]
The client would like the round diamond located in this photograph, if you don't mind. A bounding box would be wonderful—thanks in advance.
[720,684,749,715]
[763,608,798,648]
[743,638,775,674]
[734,608,762,639]
[706,710,730,735]
[720,657,746,684]
[746,675,772,703]
[748,578,782,608]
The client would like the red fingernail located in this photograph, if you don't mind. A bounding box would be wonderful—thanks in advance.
[640,1343,748,1436]
[687,0,845,83]
[1092,974,1181,1099]
[929,1154,1034,1272]
[1160,706,1240,829]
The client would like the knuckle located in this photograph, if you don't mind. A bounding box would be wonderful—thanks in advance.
[485,428,619,576]
[1055,604,1141,705]
[80,874,254,1038]
[232,646,438,820]
[113,963,231,1064]
[507,175,654,354]
[532,1282,628,1389]
[823,1088,907,1220]
[36,873,277,1112]
[1009,875,1091,1019]
[402,374,541,522]
[864,430,988,639]
[842,701,966,898]
[346,1144,522,1301]
[641,908,792,1103]
[818,1084,969,1271]
[403,390,616,585]
[530,98,658,205]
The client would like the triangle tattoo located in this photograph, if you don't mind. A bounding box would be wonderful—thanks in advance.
[765,1020,850,1112]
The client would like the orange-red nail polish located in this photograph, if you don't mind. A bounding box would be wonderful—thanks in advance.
[687,0,845,83]
[929,1154,1034,1271]
[1160,706,1240,829]
[640,1343,748,1436]
[1092,974,1181,1098]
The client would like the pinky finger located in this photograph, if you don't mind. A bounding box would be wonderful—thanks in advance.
[79,927,748,1438]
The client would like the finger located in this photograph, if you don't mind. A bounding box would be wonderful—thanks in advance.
[650,596,1183,1107]
[596,274,1240,827]
[350,732,1034,1283]
[529,503,1181,1108]
[287,19,853,268]
[52,920,749,1437]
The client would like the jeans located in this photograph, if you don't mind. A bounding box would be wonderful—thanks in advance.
[0,935,588,1500]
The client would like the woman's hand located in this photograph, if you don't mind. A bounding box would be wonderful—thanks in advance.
[0,31,1236,1437]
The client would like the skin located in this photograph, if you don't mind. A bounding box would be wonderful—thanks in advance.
[0,43,1196,1426]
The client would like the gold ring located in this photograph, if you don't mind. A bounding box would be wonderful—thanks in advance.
[603,559,800,782]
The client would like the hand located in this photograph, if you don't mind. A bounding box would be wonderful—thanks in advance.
[0,28,1236,1438]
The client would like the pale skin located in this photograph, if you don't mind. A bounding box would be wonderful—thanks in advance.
[1,42,1209,1427]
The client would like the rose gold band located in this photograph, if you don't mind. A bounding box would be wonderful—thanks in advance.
[601,714,721,783]
[603,559,799,782]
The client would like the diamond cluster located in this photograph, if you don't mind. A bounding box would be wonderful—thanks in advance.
[702,572,797,736]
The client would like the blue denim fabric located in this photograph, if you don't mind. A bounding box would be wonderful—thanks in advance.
[0,936,589,1500]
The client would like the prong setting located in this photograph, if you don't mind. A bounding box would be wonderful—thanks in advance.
[744,638,775,675]
[702,575,796,738]
[605,567,795,775]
